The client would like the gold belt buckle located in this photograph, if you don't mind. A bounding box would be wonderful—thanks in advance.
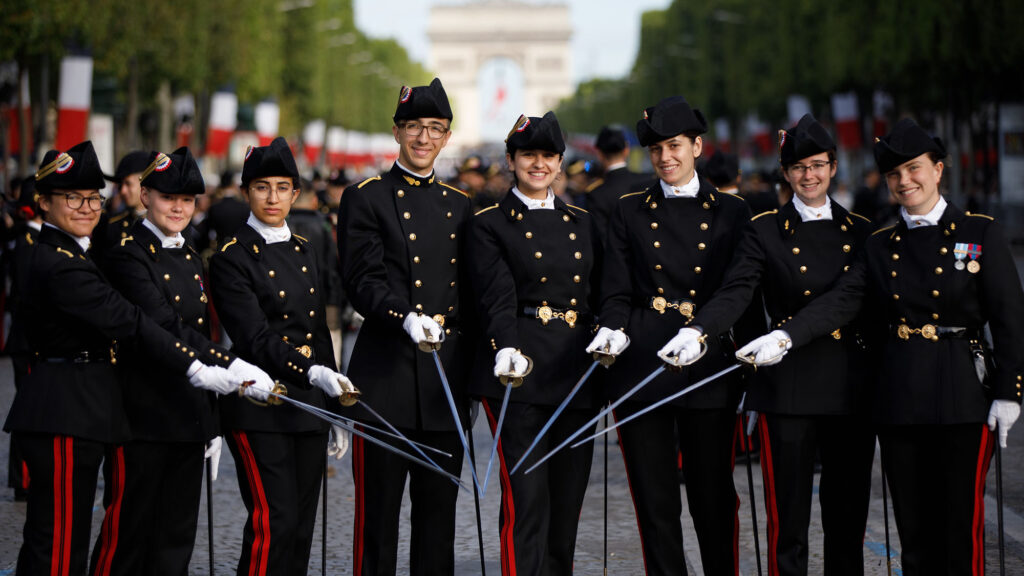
[897,324,911,340]
[652,296,667,314]
[536,305,553,325]
[564,309,578,328]
[678,301,694,319]
[432,314,446,327]
[921,324,938,341]
[296,344,312,358]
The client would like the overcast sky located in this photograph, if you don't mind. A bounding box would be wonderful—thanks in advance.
[352,0,673,86]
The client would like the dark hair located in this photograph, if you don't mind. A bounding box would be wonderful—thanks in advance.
[781,150,836,171]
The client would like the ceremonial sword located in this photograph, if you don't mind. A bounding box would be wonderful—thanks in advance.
[508,351,615,475]
[480,353,534,496]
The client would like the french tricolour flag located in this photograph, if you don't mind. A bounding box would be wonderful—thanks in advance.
[255,101,280,146]
[56,56,93,151]
[831,92,862,149]
[206,91,237,158]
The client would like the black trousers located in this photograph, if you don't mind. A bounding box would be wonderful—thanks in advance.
[88,441,205,576]
[481,398,597,576]
[880,424,994,576]
[351,426,464,576]
[8,356,30,498]
[756,413,876,576]
[14,432,106,576]
[614,403,739,576]
[226,429,328,576]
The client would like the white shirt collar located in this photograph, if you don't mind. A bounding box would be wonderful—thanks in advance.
[142,218,185,249]
[247,212,292,244]
[791,194,833,222]
[511,186,556,210]
[27,220,42,231]
[605,161,628,172]
[395,159,434,180]
[901,196,947,229]
[660,172,700,199]
[44,222,91,252]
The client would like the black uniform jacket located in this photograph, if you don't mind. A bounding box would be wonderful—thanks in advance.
[91,209,140,266]
[466,192,600,409]
[105,221,226,443]
[5,225,39,359]
[337,164,473,431]
[4,226,211,443]
[599,177,754,409]
[694,200,879,415]
[210,223,335,434]
[587,167,648,247]
[783,201,1024,426]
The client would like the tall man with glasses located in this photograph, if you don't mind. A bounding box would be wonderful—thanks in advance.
[338,78,473,576]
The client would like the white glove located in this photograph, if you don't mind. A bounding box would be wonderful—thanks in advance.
[494,347,529,378]
[657,327,705,366]
[327,424,351,460]
[228,358,274,402]
[586,327,631,356]
[987,400,1021,448]
[736,330,792,366]
[204,437,223,481]
[308,365,355,398]
[187,361,243,395]
[402,313,442,345]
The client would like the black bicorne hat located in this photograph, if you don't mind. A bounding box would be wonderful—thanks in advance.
[704,151,740,187]
[35,140,107,193]
[778,114,835,166]
[595,125,627,154]
[140,147,205,195]
[393,78,453,123]
[108,150,152,183]
[241,137,300,186]
[636,95,707,147]
[873,118,947,174]
[505,111,566,155]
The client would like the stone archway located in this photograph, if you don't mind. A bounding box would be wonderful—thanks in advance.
[428,1,572,148]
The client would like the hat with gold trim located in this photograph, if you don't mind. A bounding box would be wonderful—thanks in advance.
[779,114,835,166]
[241,137,299,186]
[636,96,707,147]
[873,118,946,173]
[505,111,565,155]
[141,147,205,195]
[393,78,453,123]
[34,141,106,193]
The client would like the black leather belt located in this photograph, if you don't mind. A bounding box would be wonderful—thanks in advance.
[37,350,111,364]
[648,296,695,319]
[519,305,591,328]
[892,323,972,342]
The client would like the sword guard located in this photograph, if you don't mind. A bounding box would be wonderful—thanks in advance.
[663,339,707,371]
[339,388,361,407]
[592,351,616,368]
[241,381,287,407]
[498,354,533,388]
[736,353,759,371]
[417,326,446,353]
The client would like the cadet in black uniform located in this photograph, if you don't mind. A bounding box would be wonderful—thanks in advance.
[466,112,599,575]
[90,147,270,576]
[3,140,265,576]
[738,118,1024,575]
[92,151,149,264]
[662,115,877,576]
[586,125,646,244]
[337,78,472,576]
[587,96,752,575]
[209,137,354,576]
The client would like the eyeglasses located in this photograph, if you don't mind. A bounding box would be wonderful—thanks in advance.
[398,121,449,140]
[54,192,105,211]
[249,182,296,198]
[787,161,832,177]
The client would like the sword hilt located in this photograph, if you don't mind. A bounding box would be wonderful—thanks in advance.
[240,380,287,406]
[339,388,361,407]
[417,325,445,353]
[498,354,533,388]
[593,343,617,367]
[663,337,708,372]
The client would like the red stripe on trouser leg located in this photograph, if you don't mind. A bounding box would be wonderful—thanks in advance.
[352,429,365,575]
[234,432,271,576]
[483,399,517,576]
[612,410,650,576]
[757,415,780,576]
[51,437,68,576]
[22,459,31,490]
[971,425,994,576]
[93,446,126,576]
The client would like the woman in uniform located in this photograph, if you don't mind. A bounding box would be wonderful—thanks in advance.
[209,136,357,576]
[2,140,268,576]
[90,147,262,575]
[735,118,1024,575]
[466,111,600,575]
[660,115,878,576]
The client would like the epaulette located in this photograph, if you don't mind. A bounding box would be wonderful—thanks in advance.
[120,235,134,247]
[474,204,499,216]
[439,181,470,198]
[293,233,309,243]
[56,247,75,259]
[966,212,995,221]
[871,224,897,236]
[220,237,238,252]
[25,232,34,245]
[585,179,604,193]
[357,176,381,189]
[566,204,589,214]
[188,245,199,255]
[109,211,129,223]
[849,212,871,223]
[751,209,778,221]
[619,191,645,200]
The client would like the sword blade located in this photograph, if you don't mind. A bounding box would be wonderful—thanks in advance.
[573,363,743,447]
[524,364,668,476]
[357,399,458,487]
[509,360,599,475]
[431,349,483,495]
[481,383,514,496]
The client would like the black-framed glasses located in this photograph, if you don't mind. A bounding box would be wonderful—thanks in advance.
[787,161,832,177]
[398,121,449,140]
[249,182,296,198]
[54,192,105,211]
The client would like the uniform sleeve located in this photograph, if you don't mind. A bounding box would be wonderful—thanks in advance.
[105,247,233,367]
[596,200,634,331]
[693,218,766,337]
[466,216,519,351]
[337,184,413,329]
[209,249,316,383]
[978,220,1024,402]
[782,250,869,348]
